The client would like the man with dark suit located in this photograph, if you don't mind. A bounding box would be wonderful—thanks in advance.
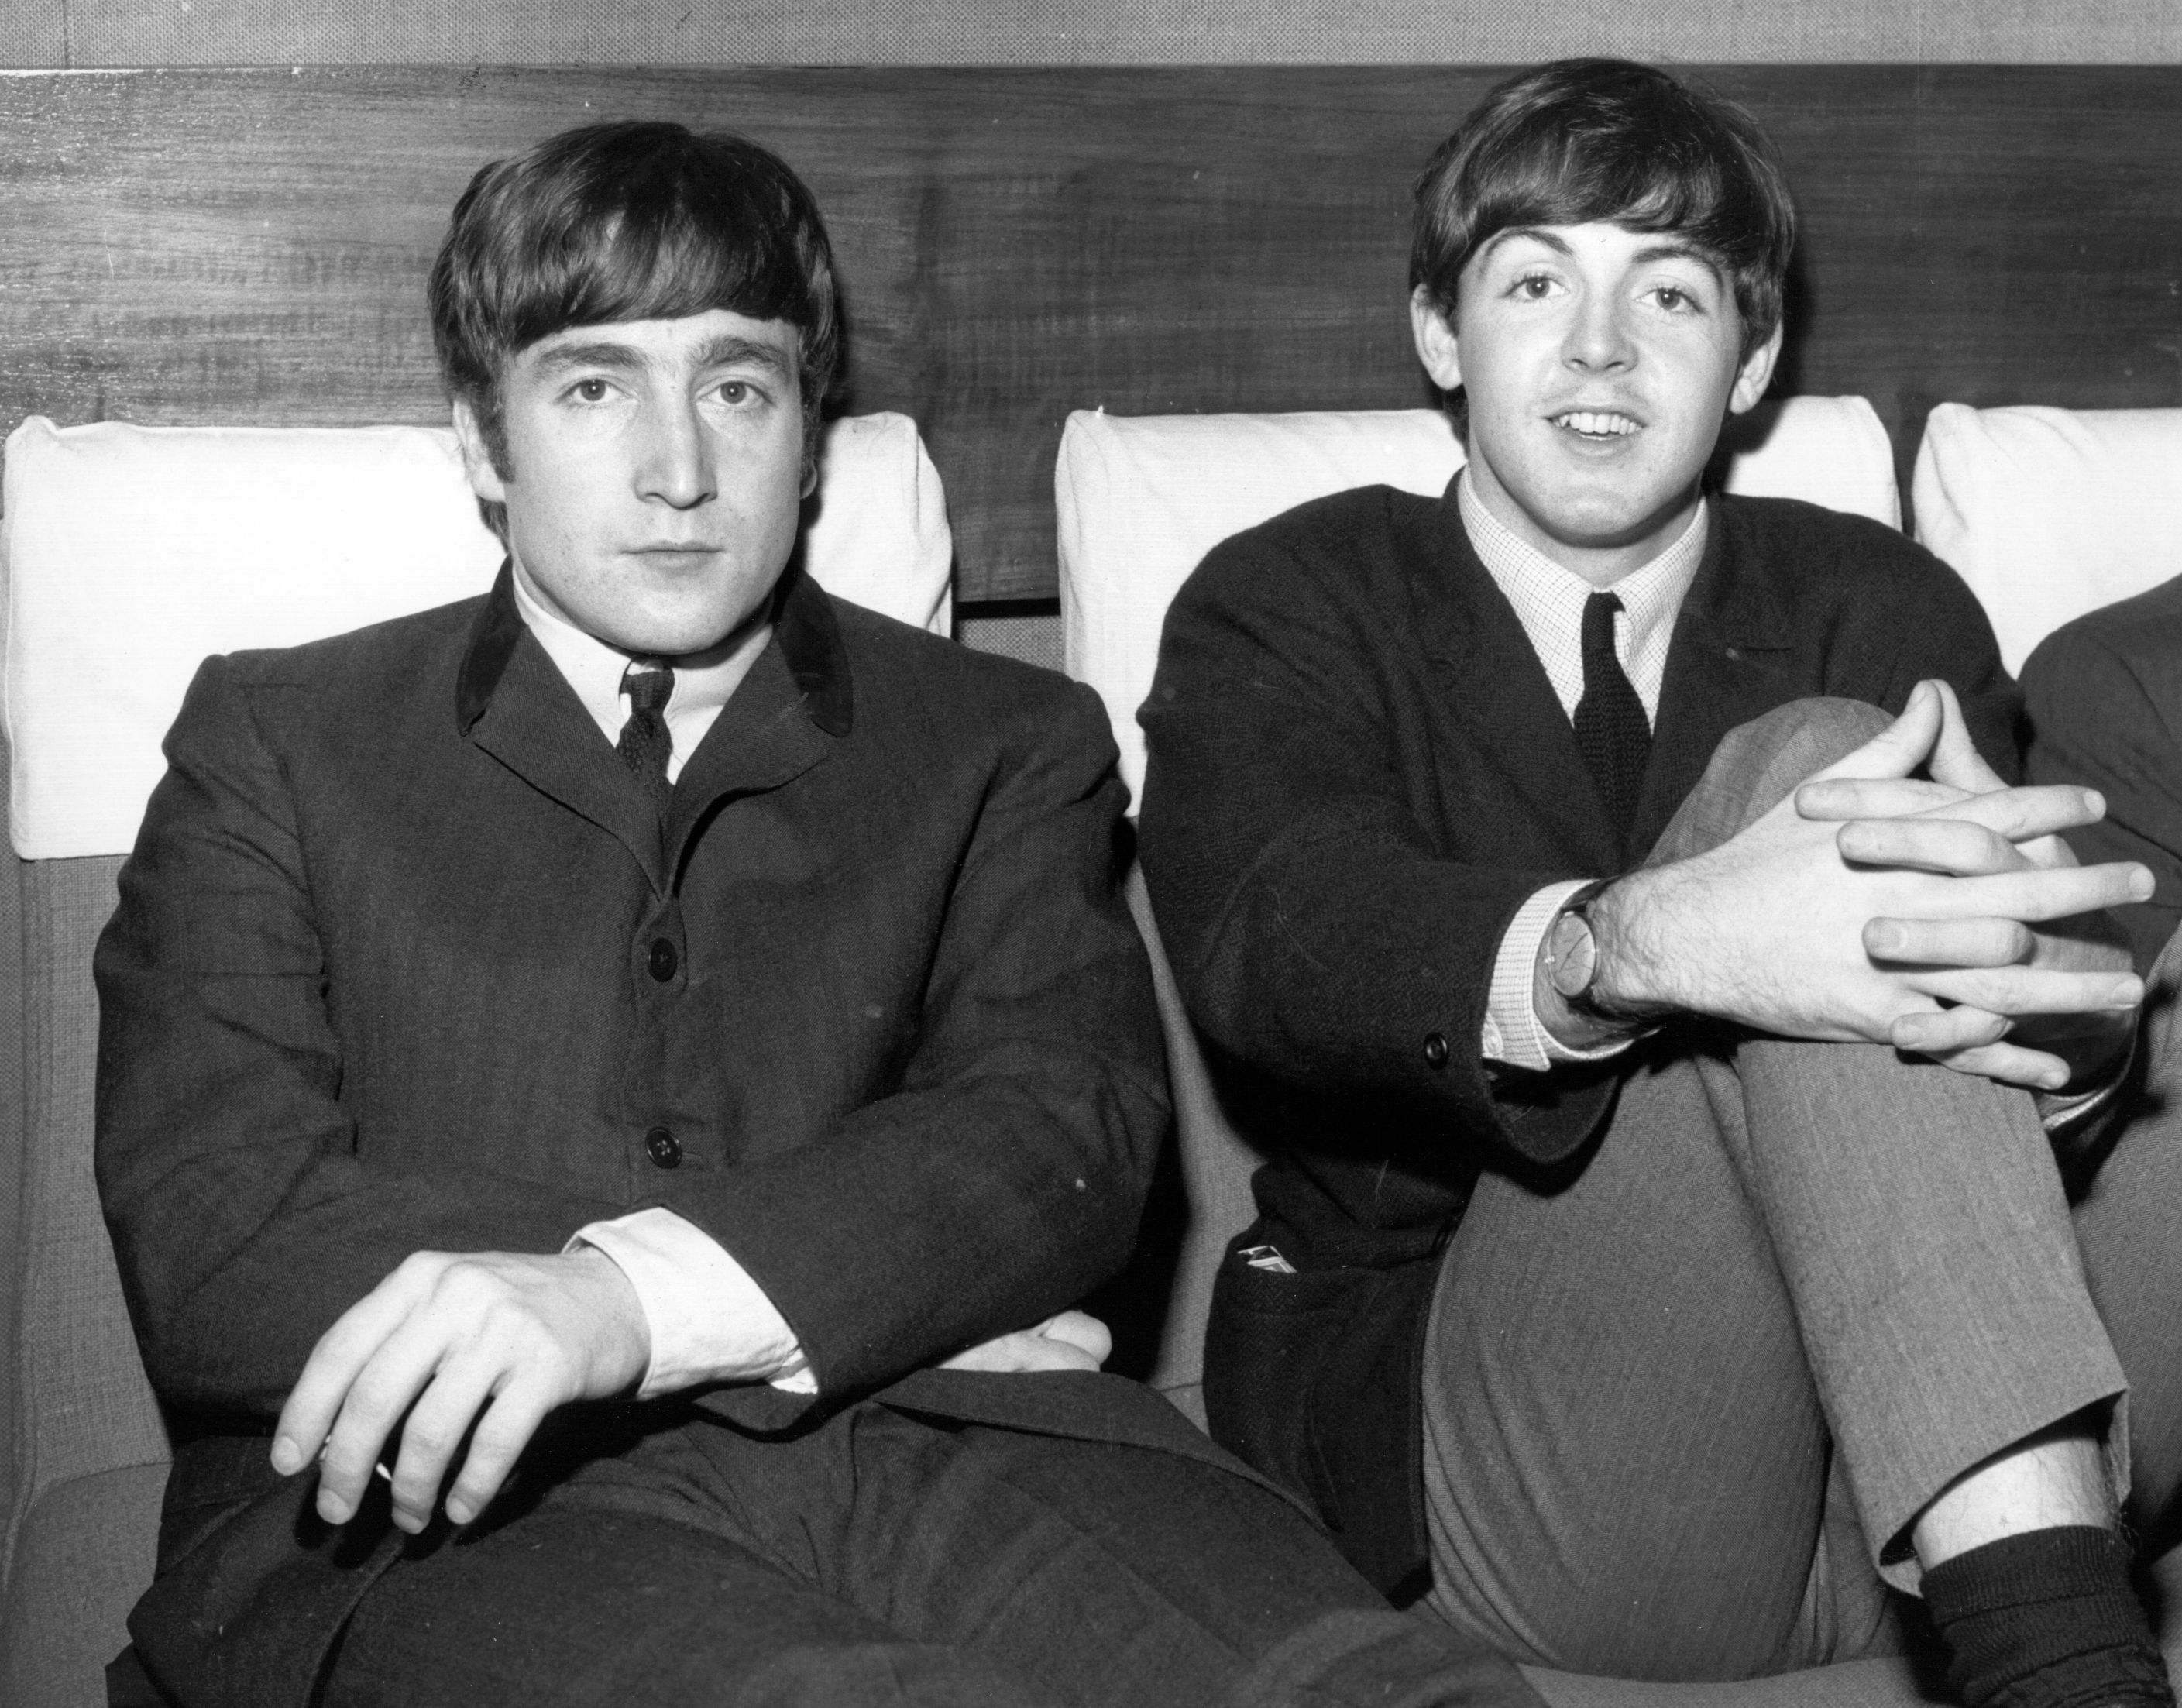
[1139,59,2182,1708]
[2021,574,2182,974]
[94,122,1541,1708]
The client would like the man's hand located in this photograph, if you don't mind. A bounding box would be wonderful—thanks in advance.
[1589,681,2149,1088]
[270,1247,650,1534]
[938,1310,1112,1375]
[1794,680,2139,1088]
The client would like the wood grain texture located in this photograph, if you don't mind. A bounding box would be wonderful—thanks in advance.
[0,66,2177,600]
[19,0,2182,67]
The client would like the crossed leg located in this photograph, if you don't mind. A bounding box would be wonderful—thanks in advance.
[1420,699,2177,1683]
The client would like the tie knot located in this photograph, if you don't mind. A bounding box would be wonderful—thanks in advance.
[1582,592,1624,649]
[621,659,675,718]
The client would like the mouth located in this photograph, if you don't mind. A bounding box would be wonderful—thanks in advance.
[1548,410,1644,440]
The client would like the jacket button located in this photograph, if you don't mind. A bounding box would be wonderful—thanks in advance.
[644,1125,681,1169]
[648,939,679,981]
[1422,1032,1450,1068]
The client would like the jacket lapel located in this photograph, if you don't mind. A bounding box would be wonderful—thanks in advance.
[455,565,669,890]
[663,569,849,871]
[456,563,854,892]
[1411,490,1628,875]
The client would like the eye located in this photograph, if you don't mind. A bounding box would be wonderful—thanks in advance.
[1512,272,1558,301]
[719,380,750,404]
[1651,285,1702,314]
[571,377,612,403]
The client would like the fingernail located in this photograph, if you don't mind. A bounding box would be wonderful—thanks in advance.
[318,1493,352,1525]
[2114,978,2144,1006]
[2044,1070,2070,1092]
[1868,922,1904,955]
[2132,868,2156,900]
[445,1497,472,1526]
[2084,790,2105,819]
[270,1435,302,1476]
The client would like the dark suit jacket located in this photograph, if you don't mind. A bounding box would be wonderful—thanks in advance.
[96,565,1249,1705]
[1136,484,2017,1595]
[2022,571,2182,974]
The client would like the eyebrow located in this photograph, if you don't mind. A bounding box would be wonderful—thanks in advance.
[1479,228,1727,280]
[527,333,797,380]
[689,332,796,378]
[530,339,646,376]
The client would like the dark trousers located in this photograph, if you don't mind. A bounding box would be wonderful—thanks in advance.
[1420,700,2182,1684]
[318,1377,1531,1708]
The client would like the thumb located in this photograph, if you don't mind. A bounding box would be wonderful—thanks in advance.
[1923,678,2007,796]
[1806,679,1942,785]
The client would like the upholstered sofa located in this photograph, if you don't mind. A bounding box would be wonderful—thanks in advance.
[2,397,2178,1708]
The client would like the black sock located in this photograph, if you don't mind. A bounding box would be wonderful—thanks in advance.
[1923,1526,2173,1708]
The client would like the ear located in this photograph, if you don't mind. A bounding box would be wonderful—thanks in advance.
[1409,286,1463,393]
[1727,321,1784,417]
[449,397,508,504]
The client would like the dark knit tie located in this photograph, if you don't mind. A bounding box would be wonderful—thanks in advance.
[617,659,675,814]
[1573,593,1650,845]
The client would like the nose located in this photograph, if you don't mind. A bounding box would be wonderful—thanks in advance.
[1562,290,1635,375]
[637,397,716,510]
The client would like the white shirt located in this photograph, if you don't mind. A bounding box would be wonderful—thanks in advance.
[512,564,816,1398]
[1458,473,1710,1071]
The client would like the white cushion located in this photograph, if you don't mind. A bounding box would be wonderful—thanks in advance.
[1059,396,1897,808]
[1912,403,2182,675]
[2,411,952,859]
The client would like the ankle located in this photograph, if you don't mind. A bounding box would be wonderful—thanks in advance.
[1923,1527,2171,1708]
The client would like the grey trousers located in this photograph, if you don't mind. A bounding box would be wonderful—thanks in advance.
[1421,699,2182,1685]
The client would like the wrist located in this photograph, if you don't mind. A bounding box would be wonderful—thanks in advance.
[1582,871,1680,1022]
[1535,878,1674,1049]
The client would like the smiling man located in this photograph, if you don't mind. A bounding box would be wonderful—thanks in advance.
[1139,60,2182,1708]
[94,123,1549,1708]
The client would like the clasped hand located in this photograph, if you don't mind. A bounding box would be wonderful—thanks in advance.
[1597,680,2149,1090]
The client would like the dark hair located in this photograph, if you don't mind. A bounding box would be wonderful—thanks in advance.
[430,121,842,534]
[1411,60,1795,359]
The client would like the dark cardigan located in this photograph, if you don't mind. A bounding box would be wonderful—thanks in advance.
[1137,482,2018,1597]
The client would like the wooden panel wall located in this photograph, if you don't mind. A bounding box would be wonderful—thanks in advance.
[1,66,2177,601]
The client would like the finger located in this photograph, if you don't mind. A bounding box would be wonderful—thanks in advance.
[939,1330,1101,1375]
[1837,817,2027,877]
[1804,679,1942,786]
[1924,679,2009,796]
[1887,1004,2013,1054]
[314,1315,455,1524]
[1908,1035,2077,1091]
[1899,964,2142,1019]
[442,1380,554,1528]
[1864,916,2034,967]
[1912,786,2105,842]
[1040,1309,1113,1366]
[1954,861,2154,923]
[384,1360,499,1534]
[1797,776,1970,822]
[273,1255,446,1477]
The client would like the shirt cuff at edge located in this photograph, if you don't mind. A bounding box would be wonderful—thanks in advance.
[568,1207,816,1399]
[1484,879,1637,1072]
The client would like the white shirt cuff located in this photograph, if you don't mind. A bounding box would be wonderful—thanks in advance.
[1483,880,1637,1071]
[567,1207,815,1398]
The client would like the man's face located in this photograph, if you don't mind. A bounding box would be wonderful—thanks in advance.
[1411,221,1781,587]
[455,308,808,656]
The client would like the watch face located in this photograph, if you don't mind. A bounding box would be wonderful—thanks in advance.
[1548,909,1600,1000]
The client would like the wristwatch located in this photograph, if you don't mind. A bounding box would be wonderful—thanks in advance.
[1541,878,1658,1026]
